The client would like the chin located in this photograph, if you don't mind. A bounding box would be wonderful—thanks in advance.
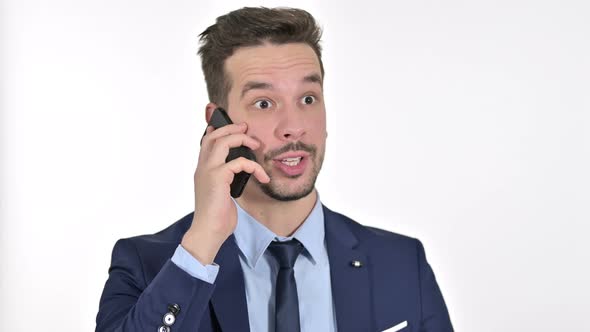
[256,174,317,202]
[261,183,315,202]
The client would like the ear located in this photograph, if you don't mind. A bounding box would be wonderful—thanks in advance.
[205,102,219,124]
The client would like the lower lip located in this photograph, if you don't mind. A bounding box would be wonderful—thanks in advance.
[272,157,308,177]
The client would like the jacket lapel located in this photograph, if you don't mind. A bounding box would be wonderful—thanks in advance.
[324,206,375,332]
[210,235,251,332]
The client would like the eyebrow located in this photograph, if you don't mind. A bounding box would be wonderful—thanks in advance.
[303,73,322,86]
[241,81,272,98]
[240,72,323,99]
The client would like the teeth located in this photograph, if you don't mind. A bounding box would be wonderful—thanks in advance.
[281,157,302,166]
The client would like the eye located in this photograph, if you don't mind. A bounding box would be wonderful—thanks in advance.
[301,95,316,105]
[253,99,273,110]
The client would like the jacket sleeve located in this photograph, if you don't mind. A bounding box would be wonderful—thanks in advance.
[95,238,216,332]
[416,240,454,332]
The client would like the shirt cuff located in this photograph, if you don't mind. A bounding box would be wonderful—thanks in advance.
[171,244,220,284]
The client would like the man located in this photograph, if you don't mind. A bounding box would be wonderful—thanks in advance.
[96,7,453,332]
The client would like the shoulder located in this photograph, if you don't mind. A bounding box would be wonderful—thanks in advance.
[322,204,429,272]
[323,205,422,249]
[117,212,194,246]
[110,212,193,263]
[323,205,430,283]
[107,212,194,280]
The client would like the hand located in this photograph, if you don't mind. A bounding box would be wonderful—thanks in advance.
[181,122,270,264]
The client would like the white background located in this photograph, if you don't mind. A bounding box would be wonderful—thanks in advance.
[1,0,589,331]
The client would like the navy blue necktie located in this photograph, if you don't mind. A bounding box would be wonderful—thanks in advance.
[267,239,304,332]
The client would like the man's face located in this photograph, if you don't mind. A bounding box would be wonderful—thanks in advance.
[224,42,327,201]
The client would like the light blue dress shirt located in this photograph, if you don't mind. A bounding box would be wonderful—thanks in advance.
[171,195,338,332]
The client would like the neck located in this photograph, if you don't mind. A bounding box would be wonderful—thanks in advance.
[235,187,318,237]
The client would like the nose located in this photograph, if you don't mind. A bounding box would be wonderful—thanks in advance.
[275,106,306,141]
[281,127,305,140]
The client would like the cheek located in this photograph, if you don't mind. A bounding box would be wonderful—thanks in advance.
[309,112,327,137]
[247,127,274,152]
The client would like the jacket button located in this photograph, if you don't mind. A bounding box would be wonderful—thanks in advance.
[163,312,176,326]
[158,326,170,332]
[167,303,181,315]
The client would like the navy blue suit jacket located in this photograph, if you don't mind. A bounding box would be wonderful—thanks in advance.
[96,205,453,331]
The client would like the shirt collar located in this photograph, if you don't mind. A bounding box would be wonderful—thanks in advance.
[232,194,326,269]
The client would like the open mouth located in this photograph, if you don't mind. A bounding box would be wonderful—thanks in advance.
[272,155,308,176]
[279,156,303,166]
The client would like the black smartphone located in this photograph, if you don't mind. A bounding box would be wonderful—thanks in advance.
[201,107,256,198]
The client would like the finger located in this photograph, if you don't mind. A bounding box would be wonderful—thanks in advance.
[208,134,262,165]
[201,123,247,150]
[199,125,215,162]
[222,157,270,183]
[199,125,215,147]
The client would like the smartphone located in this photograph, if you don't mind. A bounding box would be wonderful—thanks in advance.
[201,107,256,198]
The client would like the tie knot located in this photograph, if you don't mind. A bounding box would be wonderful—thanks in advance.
[267,239,304,269]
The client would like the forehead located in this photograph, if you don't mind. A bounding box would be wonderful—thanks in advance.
[224,42,322,89]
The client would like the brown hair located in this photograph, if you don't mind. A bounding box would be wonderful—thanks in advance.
[197,7,324,107]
